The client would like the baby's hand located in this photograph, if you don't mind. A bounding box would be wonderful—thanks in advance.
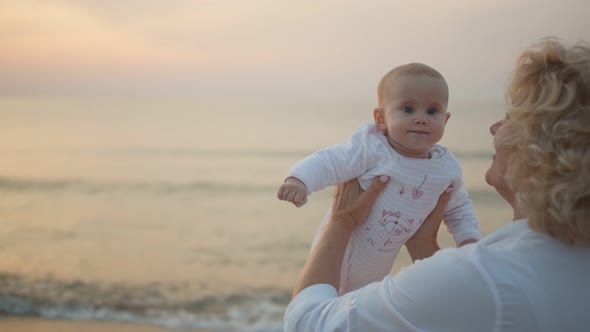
[277,177,308,207]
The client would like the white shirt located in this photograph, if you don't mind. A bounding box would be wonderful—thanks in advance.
[290,123,480,293]
[284,219,590,332]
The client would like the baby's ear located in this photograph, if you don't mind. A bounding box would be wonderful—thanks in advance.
[444,112,451,124]
[373,108,386,130]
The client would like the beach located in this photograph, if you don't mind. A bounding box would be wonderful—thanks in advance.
[0,97,512,331]
[0,316,212,332]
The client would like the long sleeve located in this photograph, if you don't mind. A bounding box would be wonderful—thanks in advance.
[288,124,377,193]
[444,186,481,245]
[284,248,498,332]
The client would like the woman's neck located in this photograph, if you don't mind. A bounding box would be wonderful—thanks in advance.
[494,185,528,221]
[512,205,528,221]
[508,194,528,221]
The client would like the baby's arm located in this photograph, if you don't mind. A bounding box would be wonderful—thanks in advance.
[444,186,481,246]
[278,124,375,207]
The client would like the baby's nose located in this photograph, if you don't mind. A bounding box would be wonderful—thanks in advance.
[414,116,427,125]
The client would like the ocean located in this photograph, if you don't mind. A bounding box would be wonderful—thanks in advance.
[0,96,513,331]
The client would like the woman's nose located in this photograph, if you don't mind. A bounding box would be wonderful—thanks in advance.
[490,121,500,135]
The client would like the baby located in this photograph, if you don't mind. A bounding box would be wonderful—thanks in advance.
[277,63,480,294]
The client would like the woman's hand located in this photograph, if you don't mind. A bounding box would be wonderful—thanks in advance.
[405,191,450,262]
[330,175,391,229]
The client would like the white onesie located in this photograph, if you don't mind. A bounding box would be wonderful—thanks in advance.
[289,123,480,294]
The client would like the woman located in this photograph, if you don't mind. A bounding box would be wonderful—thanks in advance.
[285,38,590,331]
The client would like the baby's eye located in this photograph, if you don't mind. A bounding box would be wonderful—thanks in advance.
[427,108,438,115]
[402,106,414,113]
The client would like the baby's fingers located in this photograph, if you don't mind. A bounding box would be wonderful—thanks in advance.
[286,190,297,203]
[293,192,306,207]
[277,186,286,200]
[277,184,292,201]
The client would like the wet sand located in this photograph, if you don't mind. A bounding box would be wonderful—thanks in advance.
[0,316,216,332]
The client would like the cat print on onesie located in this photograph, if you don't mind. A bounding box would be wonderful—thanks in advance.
[372,209,415,251]
[370,174,429,252]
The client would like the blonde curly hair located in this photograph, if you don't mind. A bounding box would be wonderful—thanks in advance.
[506,38,590,244]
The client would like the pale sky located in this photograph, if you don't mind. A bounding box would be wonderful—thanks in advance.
[1,0,589,102]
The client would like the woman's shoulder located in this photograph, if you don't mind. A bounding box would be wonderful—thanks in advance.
[384,247,499,330]
[464,219,590,330]
[475,219,590,273]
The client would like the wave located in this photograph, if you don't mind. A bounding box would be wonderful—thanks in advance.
[0,176,501,203]
[1,147,492,160]
[0,273,289,332]
[0,176,276,195]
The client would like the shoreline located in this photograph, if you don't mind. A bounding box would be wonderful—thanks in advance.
[0,316,216,332]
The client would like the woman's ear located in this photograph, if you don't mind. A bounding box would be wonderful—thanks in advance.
[373,108,386,130]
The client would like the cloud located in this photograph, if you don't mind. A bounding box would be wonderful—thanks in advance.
[1,0,589,100]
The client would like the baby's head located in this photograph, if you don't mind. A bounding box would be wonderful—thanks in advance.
[374,63,450,158]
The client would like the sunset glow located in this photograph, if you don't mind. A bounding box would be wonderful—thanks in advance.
[1,0,589,100]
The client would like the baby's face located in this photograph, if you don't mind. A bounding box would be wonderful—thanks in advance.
[375,75,450,158]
